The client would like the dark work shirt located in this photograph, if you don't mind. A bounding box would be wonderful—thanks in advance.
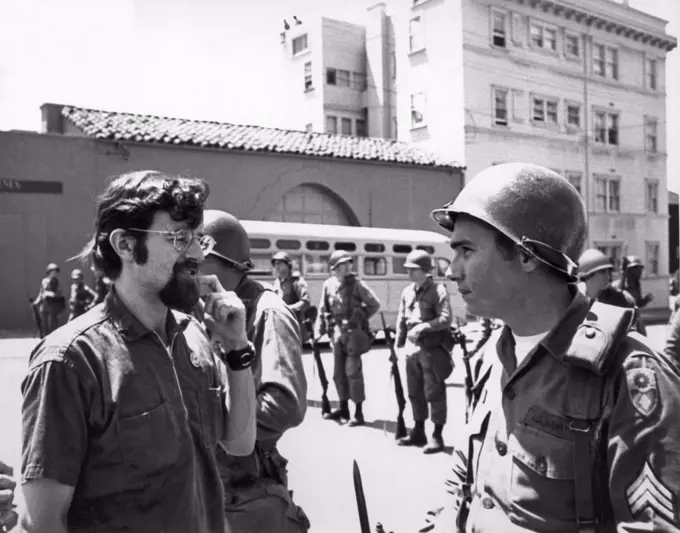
[21,287,229,533]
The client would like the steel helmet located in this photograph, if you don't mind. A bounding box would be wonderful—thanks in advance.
[71,269,84,280]
[46,263,59,274]
[624,256,644,269]
[271,251,292,266]
[578,249,613,280]
[430,163,587,281]
[404,249,433,271]
[202,210,253,271]
[329,250,353,270]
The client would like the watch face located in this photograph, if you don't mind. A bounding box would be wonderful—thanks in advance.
[239,352,254,365]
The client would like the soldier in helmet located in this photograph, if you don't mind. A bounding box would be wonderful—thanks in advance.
[614,256,654,327]
[90,264,113,305]
[33,262,65,335]
[67,268,98,322]
[314,250,381,426]
[271,251,311,341]
[200,210,310,533]
[577,248,646,335]
[416,163,680,533]
[395,249,453,454]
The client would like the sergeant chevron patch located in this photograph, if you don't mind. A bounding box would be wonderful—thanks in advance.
[626,461,677,526]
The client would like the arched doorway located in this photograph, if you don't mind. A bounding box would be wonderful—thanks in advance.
[263,183,357,226]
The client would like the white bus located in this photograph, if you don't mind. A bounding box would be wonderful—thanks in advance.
[240,220,468,335]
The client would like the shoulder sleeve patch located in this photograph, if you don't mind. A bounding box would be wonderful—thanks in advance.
[626,367,659,417]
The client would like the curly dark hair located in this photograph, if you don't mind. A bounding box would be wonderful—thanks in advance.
[77,170,210,279]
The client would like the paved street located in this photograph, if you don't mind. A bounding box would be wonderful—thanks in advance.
[0,324,671,533]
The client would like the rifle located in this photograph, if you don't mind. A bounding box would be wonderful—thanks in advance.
[303,306,331,417]
[451,327,473,424]
[28,294,44,339]
[379,312,407,441]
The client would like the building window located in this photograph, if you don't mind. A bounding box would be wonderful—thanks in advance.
[325,115,337,134]
[355,118,367,137]
[493,87,509,125]
[530,22,557,51]
[645,117,658,153]
[595,176,620,212]
[326,68,337,85]
[532,96,558,124]
[565,33,580,57]
[566,103,581,128]
[645,57,657,90]
[594,110,619,146]
[353,72,367,91]
[646,242,660,275]
[337,69,351,88]
[292,34,308,55]
[492,11,506,48]
[411,92,426,127]
[341,117,352,135]
[593,44,618,79]
[565,171,582,195]
[304,62,313,91]
[409,16,425,52]
[646,180,659,213]
[596,244,623,271]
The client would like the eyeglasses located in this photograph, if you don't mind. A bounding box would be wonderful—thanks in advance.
[128,228,216,255]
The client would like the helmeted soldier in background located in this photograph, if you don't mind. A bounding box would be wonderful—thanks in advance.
[418,162,680,533]
[33,262,65,335]
[67,268,97,322]
[395,249,453,454]
[578,248,646,334]
[315,250,381,426]
[614,256,654,332]
[90,264,112,305]
[200,210,310,533]
[271,251,311,341]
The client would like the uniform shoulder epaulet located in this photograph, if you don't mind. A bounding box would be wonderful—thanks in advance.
[562,300,635,376]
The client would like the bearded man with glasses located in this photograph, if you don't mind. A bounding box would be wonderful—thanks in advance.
[19,170,257,533]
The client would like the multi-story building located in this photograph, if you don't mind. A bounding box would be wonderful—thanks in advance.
[282,0,677,309]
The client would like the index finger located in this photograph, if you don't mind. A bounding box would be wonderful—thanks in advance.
[198,275,224,297]
[0,462,11,477]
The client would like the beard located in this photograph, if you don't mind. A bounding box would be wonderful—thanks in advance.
[159,259,201,313]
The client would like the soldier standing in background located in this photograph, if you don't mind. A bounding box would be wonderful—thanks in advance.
[91,265,112,305]
[34,262,65,335]
[271,251,311,341]
[315,250,380,426]
[577,248,646,334]
[395,249,453,454]
[67,269,97,322]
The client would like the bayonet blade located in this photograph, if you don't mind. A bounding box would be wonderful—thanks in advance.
[353,460,371,533]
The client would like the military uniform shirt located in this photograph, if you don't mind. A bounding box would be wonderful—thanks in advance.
[423,288,680,533]
[395,277,451,347]
[273,274,311,316]
[315,274,380,336]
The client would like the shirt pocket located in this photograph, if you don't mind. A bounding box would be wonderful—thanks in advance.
[508,423,576,527]
[117,400,183,486]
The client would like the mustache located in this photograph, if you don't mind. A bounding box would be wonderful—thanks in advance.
[176,259,200,273]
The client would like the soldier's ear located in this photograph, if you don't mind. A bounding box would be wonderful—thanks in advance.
[109,229,136,261]
[518,248,541,273]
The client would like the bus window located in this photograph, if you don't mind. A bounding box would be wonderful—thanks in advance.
[307,240,330,251]
[364,243,385,253]
[250,252,274,275]
[335,242,357,251]
[364,257,387,276]
[304,255,330,275]
[393,244,412,254]
[250,238,271,250]
[276,239,301,250]
[393,256,408,274]
[435,257,451,278]
[416,245,435,255]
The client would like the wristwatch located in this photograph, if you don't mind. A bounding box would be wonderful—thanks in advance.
[214,341,255,371]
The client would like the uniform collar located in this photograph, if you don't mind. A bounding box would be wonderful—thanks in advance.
[105,286,193,342]
[415,277,433,293]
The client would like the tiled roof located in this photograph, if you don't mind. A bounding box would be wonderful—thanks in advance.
[60,105,463,170]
